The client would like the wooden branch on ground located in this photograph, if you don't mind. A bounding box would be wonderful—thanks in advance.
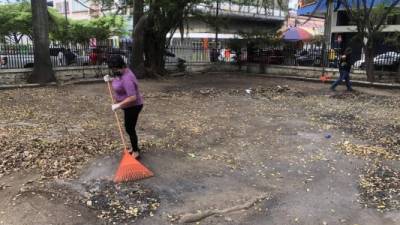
[178,193,271,224]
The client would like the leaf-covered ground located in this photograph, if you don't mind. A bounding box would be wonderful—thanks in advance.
[0,73,400,224]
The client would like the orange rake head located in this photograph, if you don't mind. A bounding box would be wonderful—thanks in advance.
[320,74,331,83]
[114,149,154,183]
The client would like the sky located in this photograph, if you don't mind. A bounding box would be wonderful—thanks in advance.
[289,0,298,10]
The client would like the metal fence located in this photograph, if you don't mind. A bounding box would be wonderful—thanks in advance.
[207,44,400,72]
[1,40,399,72]
[0,40,132,69]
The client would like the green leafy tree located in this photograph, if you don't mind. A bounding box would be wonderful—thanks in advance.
[89,0,288,77]
[50,14,127,43]
[127,0,206,77]
[0,2,32,43]
[0,2,126,44]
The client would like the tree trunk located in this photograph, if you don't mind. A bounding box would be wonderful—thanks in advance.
[133,0,144,27]
[364,47,375,82]
[131,13,147,78]
[28,0,56,84]
[145,31,167,76]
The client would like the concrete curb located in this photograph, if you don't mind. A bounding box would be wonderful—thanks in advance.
[0,74,399,90]
[0,83,56,90]
[66,78,104,85]
[0,79,104,90]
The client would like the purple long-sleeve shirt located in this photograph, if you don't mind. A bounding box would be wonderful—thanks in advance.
[112,68,143,107]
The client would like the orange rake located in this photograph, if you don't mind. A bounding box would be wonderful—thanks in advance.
[114,149,154,182]
[320,73,331,83]
[106,80,154,183]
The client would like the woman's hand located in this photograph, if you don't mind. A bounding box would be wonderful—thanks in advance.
[104,75,113,82]
[111,103,121,111]
[111,96,136,111]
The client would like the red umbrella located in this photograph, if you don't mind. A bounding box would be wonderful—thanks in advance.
[283,27,313,42]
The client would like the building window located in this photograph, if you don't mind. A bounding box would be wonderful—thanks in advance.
[55,2,63,13]
[72,0,89,12]
[55,2,69,14]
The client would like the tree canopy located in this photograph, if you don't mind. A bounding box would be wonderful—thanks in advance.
[49,12,127,43]
[0,1,32,43]
[0,2,127,43]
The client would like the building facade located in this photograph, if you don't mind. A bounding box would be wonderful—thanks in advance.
[297,0,400,61]
[279,10,324,36]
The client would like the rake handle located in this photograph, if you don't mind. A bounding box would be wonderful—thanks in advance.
[106,81,128,151]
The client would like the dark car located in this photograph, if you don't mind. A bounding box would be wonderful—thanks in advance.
[295,49,322,67]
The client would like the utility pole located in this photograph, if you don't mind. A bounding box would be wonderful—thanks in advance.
[323,1,332,49]
[321,0,333,77]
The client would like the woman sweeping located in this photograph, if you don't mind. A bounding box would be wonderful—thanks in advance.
[104,55,143,159]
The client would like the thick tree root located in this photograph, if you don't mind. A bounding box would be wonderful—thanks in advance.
[178,194,270,224]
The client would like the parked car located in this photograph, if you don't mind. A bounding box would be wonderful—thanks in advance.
[295,49,322,66]
[252,49,284,64]
[164,50,186,64]
[353,51,400,71]
[0,54,58,69]
[0,47,90,69]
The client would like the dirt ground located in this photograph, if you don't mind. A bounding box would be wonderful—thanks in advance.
[0,72,400,225]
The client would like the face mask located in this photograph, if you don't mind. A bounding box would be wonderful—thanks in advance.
[112,70,122,77]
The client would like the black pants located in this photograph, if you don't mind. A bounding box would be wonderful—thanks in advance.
[123,105,143,152]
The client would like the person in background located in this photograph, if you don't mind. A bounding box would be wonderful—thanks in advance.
[328,48,337,68]
[89,49,98,65]
[57,48,65,66]
[103,55,144,159]
[65,48,77,65]
[331,47,353,91]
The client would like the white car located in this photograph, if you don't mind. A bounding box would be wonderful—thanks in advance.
[353,52,400,69]
[0,54,60,69]
[0,49,90,69]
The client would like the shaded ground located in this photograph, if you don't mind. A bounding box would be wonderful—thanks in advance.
[0,72,400,224]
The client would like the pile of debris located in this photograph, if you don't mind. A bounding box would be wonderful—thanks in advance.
[82,179,159,223]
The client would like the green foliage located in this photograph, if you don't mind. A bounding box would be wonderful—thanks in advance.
[0,1,32,41]
[0,2,126,43]
[50,14,127,43]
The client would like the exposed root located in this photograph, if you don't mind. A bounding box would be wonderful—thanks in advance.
[178,193,270,224]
